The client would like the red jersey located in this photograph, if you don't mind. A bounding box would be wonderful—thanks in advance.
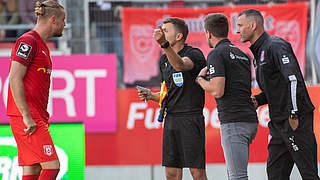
[7,30,52,122]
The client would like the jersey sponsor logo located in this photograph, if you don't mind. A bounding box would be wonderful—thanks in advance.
[43,145,53,156]
[230,52,249,61]
[288,135,299,151]
[282,55,290,64]
[209,65,215,74]
[260,51,265,62]
[16,42,32,59]
[37,67,52,74]
[172,72,183,87]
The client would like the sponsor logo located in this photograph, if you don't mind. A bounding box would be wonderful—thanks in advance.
[172,72,183,87]
[126,102,270,129]
[288,135,299,151]
[282,55,290,64]
[37,68,52,74]
[16,43,32,59]
[209,65,215,74]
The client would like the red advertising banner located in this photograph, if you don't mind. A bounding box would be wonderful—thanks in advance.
[122,3,308,84]
[86,86,320,165]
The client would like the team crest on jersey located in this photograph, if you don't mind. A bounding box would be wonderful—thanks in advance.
[16,42,32,59]
[172,72,183,87]
[260,51,265,62]
[43,145,53,156]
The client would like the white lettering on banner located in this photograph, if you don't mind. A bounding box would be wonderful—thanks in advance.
[145,108,161,129]
[230,13,238,35]
[49,70,76,117]
[0,76,9,108]
[230,11,275,35]
[127,102,147,129]
[0,157,11,180]
[126,102,270,129]
[47,69,107,118]
[74,70,107,117]
[156,15,205,33]
[184,15,205,33]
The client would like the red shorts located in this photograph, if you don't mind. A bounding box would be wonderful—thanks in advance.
[9,116,59,166]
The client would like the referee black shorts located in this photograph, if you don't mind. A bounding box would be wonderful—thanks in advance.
[162,113,206,169]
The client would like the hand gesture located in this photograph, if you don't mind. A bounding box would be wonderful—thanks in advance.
[153,26,167,45]
[198,67,208,78]
[23,115,37,135]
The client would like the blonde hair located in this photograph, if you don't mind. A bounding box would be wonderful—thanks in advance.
[34,0,64,19]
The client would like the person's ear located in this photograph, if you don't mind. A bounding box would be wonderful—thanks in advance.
[49,15,56,24]
[176,32,183,41]
[251,21,257,31]
[206,30,213,39]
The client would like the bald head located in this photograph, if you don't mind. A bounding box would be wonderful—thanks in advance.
[238,9,264,29]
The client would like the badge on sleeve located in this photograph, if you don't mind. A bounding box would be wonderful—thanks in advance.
[16,42,32,59]
[172,72,184,87]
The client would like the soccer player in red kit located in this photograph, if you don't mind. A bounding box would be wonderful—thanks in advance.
[6,1,65,180]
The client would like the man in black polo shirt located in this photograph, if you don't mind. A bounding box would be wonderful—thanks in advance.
[237,9,319,179]
[197,13,258,180]
[138,17,207,180]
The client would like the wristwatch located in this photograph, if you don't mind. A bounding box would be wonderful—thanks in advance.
[289,112,298,120]
[160,41,170,49]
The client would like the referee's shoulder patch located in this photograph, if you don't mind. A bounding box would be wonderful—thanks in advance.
[16,42,32,59]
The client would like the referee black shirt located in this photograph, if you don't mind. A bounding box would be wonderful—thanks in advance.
[207,39,258,124]
[159,44,206,115]
[250,32,314,122]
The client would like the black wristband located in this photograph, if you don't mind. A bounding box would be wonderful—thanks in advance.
[160,41,170,49]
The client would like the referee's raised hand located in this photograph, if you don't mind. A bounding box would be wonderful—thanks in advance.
[153,26,167,46]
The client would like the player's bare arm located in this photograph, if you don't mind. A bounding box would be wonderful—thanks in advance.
[197,67,225,98]
[9,61,36,135]
[153,26,194,71]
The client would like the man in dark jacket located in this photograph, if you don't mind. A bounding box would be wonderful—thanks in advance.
[237,9,319,180]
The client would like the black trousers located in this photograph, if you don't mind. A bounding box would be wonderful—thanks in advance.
[267,112,319,180]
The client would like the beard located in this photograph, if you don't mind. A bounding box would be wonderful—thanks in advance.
[53,28,64,37]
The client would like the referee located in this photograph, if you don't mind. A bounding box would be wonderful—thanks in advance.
[237,9,320,180]
[197,13,258,180]
[138,17,207,180]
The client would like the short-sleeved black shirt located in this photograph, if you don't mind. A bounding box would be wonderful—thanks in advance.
[207,39,258,124]
[159,44,206,115]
